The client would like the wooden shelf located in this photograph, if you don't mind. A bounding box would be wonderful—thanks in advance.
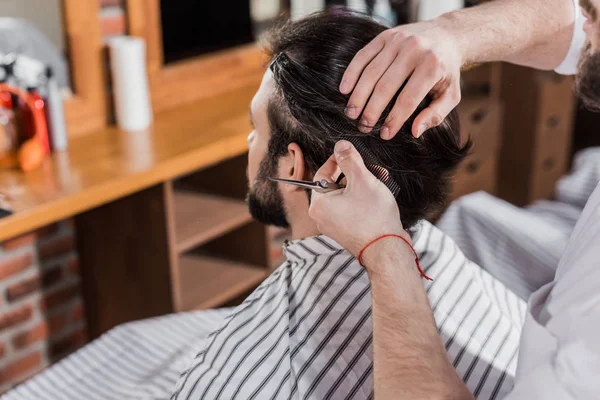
[173,191,252,253]
[177,255,267,311]
[0,84,258,242]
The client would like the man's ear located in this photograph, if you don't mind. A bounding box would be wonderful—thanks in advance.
[278,142,307,193]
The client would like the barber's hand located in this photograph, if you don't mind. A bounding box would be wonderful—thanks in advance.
[309,140,409,258]
[341,20,462,139]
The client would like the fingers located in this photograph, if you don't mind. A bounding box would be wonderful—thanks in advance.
[331,141,369,189]
[411,83,461,138]
[382,58,443,140]
[309,140,369,227]
[345,47,397,124]
[340,33,387,96]
[312,140,370,192]
[312,153,340,184]
[359,50,418,136]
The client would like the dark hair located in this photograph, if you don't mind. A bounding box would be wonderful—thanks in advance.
[265,10,470,229]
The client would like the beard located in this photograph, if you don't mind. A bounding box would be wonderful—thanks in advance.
[246,156,290,228]
[575,41,600,111]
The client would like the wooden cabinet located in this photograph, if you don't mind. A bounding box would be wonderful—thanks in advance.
[449,63,504,201]
[498,65,576,206]
[75,154,271,338]
[452,96,503,199]
[447,63,576,207]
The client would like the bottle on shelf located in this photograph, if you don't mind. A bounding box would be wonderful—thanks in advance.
[44,67,68,151]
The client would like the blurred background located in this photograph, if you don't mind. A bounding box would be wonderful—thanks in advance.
[0,0,597,393]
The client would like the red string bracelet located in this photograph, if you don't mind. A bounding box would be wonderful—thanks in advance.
[357,234,433,281]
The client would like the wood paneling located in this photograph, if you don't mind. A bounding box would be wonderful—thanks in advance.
[449,78,504,202]
[198,222,269,267]
[451,155,499,199]
[173,192,251,253]
[176,154,250,201]
[177,255,266,311]
[498,65,575,205]
[75,184,173,338]
[62,0,108,136]
[0,86,257,242]
[126,0,268,113]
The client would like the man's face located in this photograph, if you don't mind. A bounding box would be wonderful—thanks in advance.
[576,0,600,110]
[246,71,290,228]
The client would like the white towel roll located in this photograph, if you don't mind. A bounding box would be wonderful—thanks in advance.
[109,36,153,132]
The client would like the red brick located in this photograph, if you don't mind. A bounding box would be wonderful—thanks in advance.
[38,235,75,261]
[6,274,41,302]
[67,257,79,276]
[41,265,63,288]
[47,314,68,336]
[2,233,36,251]
[0,253,34,280]
[12,323,49,349]
[101,11,126,37]
[70,303,85,322]
[0,305,33,332]
[35,224,59,239]
[41,286,79,312]
[0,351,42,384]
[50,329,88,358]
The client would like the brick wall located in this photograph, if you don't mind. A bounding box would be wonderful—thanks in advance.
[0,1,129,393]
[0,221,85,392]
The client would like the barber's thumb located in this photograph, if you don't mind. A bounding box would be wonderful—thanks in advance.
[334,140,367,179]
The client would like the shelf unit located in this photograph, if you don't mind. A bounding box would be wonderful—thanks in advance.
[166,153,271,313]
[77,153,271,338]
[173,191,252,253]
[177,255,266,311]
[449,64,504,201]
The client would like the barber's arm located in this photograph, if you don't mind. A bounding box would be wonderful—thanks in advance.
[310,141,474,400]
[342,0,577,138]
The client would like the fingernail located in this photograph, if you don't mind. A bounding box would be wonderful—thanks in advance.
[340,79,350,93]
[335,140,351,153]
[345,106,357,119]
[381,126,390,140]
[358,119,370,133]
[416,124,428,137]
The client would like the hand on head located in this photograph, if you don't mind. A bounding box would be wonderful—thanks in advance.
[309,140,408,258]
[341,20,463,139]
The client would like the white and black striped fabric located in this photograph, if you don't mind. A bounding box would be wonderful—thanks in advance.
[172,221,525,400]
[3,222,525,400]
[2,310,230,400]
[555,147,600,207]
[436,147,600,300]
[4,149,597,400]
[436,192,573,300]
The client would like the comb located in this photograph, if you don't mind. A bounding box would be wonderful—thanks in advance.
[336,136,402,198]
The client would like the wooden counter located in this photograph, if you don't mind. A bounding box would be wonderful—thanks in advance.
[1,84,271,338]
[0,84,258,242]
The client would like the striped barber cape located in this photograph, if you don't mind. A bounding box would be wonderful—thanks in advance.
[172,221,525,400]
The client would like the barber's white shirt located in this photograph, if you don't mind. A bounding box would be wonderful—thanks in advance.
[507,3,600,398]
